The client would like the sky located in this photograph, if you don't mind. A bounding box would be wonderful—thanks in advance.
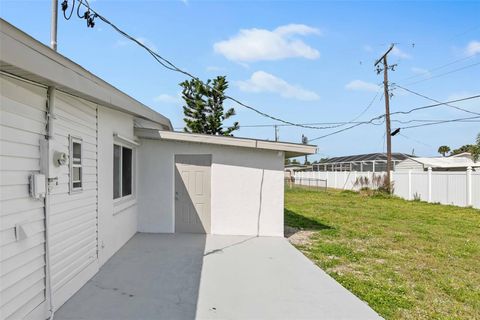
[1,0,479,161]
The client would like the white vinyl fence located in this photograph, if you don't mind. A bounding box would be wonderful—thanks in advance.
[294,168,480,209]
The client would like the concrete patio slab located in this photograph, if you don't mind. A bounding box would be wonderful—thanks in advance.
[55,233,381,320]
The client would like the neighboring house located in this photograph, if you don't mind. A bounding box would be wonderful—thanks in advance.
[0,20,316,320]
[312,152,413,172]
[395,153,480,171]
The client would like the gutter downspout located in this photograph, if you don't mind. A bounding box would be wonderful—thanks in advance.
[45,1,58,319]
[45,86,56,320]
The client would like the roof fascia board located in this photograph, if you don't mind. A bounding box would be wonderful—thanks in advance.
[135,128,317,156]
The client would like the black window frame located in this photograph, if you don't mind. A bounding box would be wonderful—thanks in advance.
[113,144,134,200]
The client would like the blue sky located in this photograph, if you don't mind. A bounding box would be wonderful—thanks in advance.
[1,0,479,161]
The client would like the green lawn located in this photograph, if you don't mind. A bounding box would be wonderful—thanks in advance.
[284,187,480,320]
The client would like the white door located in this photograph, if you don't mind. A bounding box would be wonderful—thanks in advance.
[175,155,211,234]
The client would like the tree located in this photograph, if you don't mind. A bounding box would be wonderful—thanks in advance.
[449,133,480,162]
[437,145,451,157]
[451,144,474,155]
[180,76,239,135]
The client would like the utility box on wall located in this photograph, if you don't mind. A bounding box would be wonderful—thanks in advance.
[29,173,46,199]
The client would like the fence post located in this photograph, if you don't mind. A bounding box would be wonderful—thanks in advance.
[334,171,337,189]
[408,170,412,200]
[467,166,472,206]
[428,167,432,203]
[354,171,357,190]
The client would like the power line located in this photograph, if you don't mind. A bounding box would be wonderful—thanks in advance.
[396,54,478,84]
[63,0,334,130]
[63,2,480,140]
[390,94,480,116]
[393,118,480,124]
[402,61,480,86]
[398,133,432,148]
[400,115,480,130]
[174,117,479,130]
[305,94,480,142]
[392,84,480,116]
[350,92,382,122]
[308,116,386,142]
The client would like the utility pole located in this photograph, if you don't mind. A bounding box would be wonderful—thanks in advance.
[274,125,279,142]
[51,0,58,50]
[374,44,396,193]
[302,134,308,165]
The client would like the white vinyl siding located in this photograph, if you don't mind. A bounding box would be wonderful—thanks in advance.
[0,75,47,320]
[49,92,98,297]
[395,159,425,171]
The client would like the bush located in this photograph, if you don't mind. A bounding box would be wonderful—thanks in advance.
[353,173,394,194]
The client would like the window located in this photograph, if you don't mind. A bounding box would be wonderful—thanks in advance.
[69,136,83,193]
[113,144,133,199]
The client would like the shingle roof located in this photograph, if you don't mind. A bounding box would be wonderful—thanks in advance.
[319,153,413,163]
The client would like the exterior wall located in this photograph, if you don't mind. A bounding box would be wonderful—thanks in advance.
[48,91,99,308]
[0,75,141,319]
[138,140,285,237]
[0,75,47,319]
[393,158,424,171]
[97,107,138,266]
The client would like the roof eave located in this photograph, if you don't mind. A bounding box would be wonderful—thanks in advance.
[0,18,172,130]
[135,128,317,157]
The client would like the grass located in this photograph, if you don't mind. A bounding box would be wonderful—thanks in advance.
[284,187,480,319]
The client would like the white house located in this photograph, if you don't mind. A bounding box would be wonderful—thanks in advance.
[0,20,316,320]
[395,153,480,172]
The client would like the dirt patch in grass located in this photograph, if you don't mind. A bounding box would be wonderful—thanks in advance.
[284,227,316,246]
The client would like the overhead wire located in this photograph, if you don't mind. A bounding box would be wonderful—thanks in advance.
[390,94,480,116]
[400,115,480,130]
[396,53,478,84]
[392,84,480,116]
[64,1,480,140]
[307,94,480,141]
[398,133,432,148]
[61,0,75,20]
[402,61,480,86]
[69,1,338,130]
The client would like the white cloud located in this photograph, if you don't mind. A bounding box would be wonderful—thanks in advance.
[214,24,321,62]
[345,80,380,93]
[236,71,320,101]
[206,66,224,72]
[411,67,431,78]
[154,93,181,104]
[363,45,373,52]
[465,40,480,56]
[391,46,411,59]
[274,24,321,36]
